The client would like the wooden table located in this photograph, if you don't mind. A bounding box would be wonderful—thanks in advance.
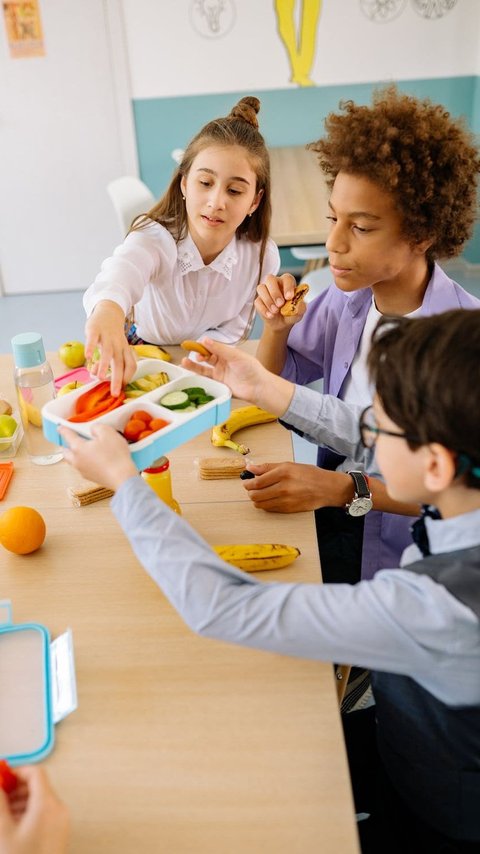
[269,145,331,248]
[0,349,358,853]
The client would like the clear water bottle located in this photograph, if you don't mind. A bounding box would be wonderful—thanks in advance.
[11,332,63,465]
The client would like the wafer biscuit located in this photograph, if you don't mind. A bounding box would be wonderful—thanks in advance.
[198,456,246,480]
[67,484,114,507]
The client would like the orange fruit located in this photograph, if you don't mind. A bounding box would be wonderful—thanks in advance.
[0,506,46,555]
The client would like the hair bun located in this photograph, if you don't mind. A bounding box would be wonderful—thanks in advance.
[228,96,260,129]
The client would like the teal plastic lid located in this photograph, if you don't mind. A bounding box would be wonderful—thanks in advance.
[11,332,46,369]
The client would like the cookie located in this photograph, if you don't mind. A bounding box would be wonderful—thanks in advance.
[280,283,310,317]
[181,340,211,357]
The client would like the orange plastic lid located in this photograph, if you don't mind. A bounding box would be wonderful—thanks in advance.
[0,462,14,501]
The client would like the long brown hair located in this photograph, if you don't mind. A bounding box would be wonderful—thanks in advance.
[132,96,272,283]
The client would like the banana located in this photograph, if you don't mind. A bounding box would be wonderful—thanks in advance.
[131,344,172,362]
[211,406,277,454]
[213,544,300,571]
[124,371,170,397]
[18,394,43,427]
[134,377,157,391]
[143,372,170,386]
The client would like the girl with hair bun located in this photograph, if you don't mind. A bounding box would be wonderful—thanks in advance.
[84,96,279,394]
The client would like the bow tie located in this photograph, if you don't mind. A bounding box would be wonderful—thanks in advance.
[410,505,442,557]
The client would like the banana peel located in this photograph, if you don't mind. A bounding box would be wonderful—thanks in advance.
[211,405,277,454]
[213,544,300,571]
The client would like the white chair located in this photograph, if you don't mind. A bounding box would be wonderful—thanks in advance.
[291,244,329,275]
[107,176,156,236]
[301,263,332,302]
[171,148,184,165]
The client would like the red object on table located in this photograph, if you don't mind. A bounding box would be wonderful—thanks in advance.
[54,367,93,390]
[0,462,14,501]
[0,760,18,793]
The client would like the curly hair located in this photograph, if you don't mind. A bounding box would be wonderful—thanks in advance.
[309,86,480,261]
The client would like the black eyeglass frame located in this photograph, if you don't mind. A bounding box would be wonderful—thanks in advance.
[358,405,423,449]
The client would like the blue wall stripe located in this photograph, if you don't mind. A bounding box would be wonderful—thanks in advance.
[133,77,479,262]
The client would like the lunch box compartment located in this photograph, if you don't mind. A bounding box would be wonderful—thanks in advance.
[42,359,231,470]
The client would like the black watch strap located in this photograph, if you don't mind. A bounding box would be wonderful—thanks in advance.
[347,470,370,498]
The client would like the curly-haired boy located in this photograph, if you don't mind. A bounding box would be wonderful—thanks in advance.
[252,85,480,586]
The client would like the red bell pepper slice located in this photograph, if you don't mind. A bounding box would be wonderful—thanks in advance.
[74,381,112,414]
[68,392,125,423]
[0,760,18,794]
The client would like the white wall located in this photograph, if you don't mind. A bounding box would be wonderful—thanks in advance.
[123,0,480,100]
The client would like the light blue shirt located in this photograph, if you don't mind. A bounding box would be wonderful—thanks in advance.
[111,478,480,707]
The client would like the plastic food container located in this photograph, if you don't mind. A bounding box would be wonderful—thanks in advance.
[0,412,23,459]
[42,359,231,471]
[0,600,77,765]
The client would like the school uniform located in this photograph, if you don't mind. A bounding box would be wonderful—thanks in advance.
[83,222,280,345]
[280,263,480,581]
[111,472,480,846]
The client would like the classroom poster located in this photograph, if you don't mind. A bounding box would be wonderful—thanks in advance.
[2,0,45,58]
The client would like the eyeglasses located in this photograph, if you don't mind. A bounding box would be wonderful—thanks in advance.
[358,405,422,449]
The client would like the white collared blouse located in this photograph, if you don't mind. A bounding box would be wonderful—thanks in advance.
[83,221,280,345]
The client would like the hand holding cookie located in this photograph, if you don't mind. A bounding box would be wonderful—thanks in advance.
[255,273,308,329]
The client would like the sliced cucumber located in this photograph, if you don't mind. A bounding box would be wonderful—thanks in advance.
[183,387,207,396]
[159,390,190,409]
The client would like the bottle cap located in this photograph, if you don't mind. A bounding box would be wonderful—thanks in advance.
[143,456,169,474]
[11,332,46,369]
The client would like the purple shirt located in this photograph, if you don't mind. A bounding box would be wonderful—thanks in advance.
[282,264,480,579]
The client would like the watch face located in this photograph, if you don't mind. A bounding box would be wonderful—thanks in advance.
[348,497,373,517]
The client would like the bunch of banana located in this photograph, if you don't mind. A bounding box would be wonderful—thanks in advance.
[213,544,300,571]
[130,343,172,362]
[211,406,277,454]
[124,371,170,398]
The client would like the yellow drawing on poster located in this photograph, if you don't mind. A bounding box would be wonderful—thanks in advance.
[3,0,45,59]
[274,0,322,87]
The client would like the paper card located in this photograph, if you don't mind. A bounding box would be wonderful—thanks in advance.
[50,629,77,724]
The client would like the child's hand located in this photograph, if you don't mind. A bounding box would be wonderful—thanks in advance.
[181,339,294,416]
[255,274,307,330]
[0,765,70,854]
[241,462,353,513]
[85,301,137,397]
[59,424,138,491]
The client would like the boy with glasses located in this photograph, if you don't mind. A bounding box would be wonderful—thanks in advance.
[60,308,480,852]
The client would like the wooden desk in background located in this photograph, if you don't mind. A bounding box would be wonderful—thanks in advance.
[269,145,330,248]
[0,348,358,854]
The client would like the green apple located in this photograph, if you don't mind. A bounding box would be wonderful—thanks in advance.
[0,414,18,451]
[59,341,85,369]
[57,381,85,397]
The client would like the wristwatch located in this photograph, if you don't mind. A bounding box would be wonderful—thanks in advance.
[345,471,373,517]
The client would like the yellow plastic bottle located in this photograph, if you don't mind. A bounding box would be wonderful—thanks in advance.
[141,456,181,514]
